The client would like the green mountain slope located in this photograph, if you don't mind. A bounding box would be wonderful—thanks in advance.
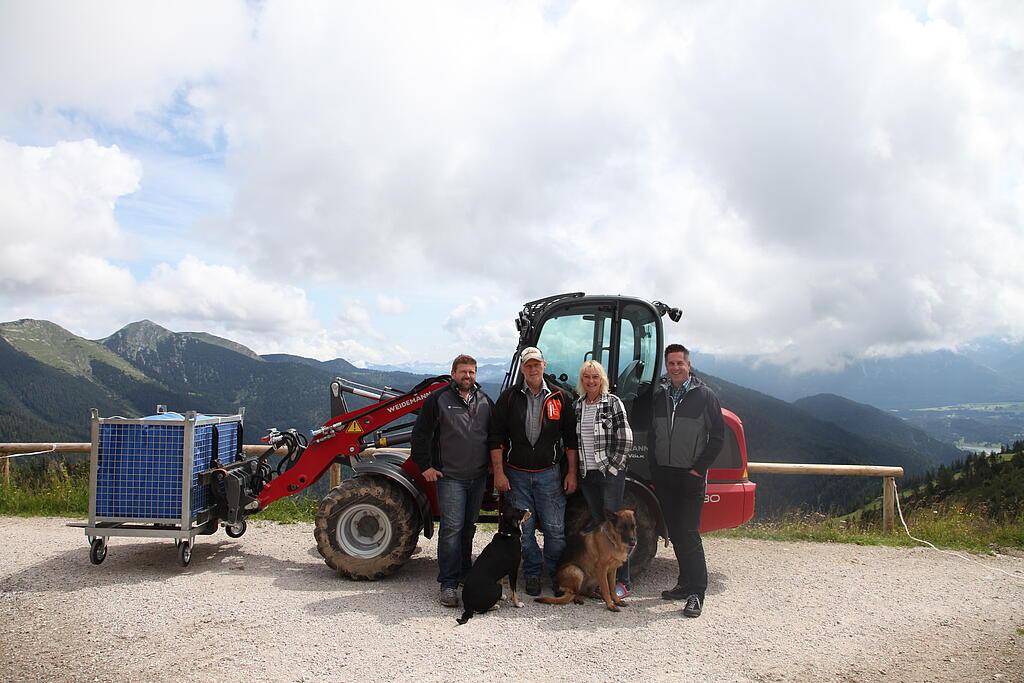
[1,319,151,382]
[0,336,127,441]
[100,321,336,436]
[793,393,963,465]
[700,372,953,514]
[181,332,263,361]
[901,446,1024,520]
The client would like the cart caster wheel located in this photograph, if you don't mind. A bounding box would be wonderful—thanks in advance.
[90,538,107,565]
[179,541,192,567]
[225,520,247,539]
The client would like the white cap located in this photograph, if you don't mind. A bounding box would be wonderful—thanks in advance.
[520,346,544,364]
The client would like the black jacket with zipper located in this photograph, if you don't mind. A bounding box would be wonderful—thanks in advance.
[488,383,578,471]
[410,382,493,480]
[646,375,724,476]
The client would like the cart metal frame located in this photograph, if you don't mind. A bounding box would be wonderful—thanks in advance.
[74,407,245,566]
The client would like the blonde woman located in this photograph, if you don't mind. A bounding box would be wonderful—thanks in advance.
[574,359,634,597]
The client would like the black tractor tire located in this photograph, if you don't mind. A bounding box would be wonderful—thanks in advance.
[625,487,659,578]
[314,476,420,581]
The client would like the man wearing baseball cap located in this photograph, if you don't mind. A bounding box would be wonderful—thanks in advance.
[488,346,578,596]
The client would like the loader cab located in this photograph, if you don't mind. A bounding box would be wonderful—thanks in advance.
[529,298,661,417]
[505,294,674,476]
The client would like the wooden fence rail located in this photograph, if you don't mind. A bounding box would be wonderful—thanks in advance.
[0,443,904,531]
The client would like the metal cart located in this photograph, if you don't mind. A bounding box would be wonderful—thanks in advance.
[73,407,245,567]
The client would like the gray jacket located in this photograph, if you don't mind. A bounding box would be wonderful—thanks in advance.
[646,375,725,475]
[411,383,493,480]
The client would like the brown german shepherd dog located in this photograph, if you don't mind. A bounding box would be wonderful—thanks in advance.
[535,509,637,612]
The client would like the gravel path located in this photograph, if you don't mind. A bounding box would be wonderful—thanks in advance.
[1,517,1022,682]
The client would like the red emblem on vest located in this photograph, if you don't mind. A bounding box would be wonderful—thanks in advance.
[546,398,562,420]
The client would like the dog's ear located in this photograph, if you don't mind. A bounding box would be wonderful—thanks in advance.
[604,509,617,523]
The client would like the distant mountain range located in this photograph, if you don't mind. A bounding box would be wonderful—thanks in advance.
[0,318,981,514]
[696,340,1024,410]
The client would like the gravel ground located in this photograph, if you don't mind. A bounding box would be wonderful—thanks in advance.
[1,517,1022,682]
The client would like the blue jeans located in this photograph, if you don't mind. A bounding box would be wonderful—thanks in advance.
[507,466,566,579]
[435,474,488,589]
[579,468,630,587]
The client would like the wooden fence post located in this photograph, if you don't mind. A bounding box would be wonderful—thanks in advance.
[882,476,896,533]
[330,463,341,489]
[1,453,9,486]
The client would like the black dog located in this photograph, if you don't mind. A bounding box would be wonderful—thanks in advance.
[456,506,531,625]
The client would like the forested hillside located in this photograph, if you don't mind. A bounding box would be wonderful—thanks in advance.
[901,443,1024,520]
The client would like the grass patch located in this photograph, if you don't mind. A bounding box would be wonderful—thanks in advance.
[251,496,318,523]
[711,506,1024,552]
[0,463,88,517]
[0,463,324,523]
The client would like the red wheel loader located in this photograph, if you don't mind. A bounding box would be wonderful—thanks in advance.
[208,293,755,579]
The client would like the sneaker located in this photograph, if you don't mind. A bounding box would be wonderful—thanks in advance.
[661,584,688,600]
[439,587,459,608]
[614,582,631,599]
[525,576,541,596]
[682,594,702,618]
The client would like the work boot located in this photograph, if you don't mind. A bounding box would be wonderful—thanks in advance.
[661,584,688,600]
[682,594,703,618]
[524,576,541,596]
[439,587,459,608]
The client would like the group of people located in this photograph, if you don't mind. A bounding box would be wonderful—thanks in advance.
[410,343,724,618]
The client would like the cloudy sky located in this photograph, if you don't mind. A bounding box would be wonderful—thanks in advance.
[1,1,1022,370]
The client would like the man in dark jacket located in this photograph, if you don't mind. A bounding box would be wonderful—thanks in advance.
[488,346,578,596]
[411,354,494,608]
[648,343,724,618]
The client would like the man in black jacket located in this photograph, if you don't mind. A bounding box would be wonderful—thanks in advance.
[648,343,724,618]
[488,346,578,596]
[411,354,494,608]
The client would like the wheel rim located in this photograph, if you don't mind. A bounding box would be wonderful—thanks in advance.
[335,503,393,558]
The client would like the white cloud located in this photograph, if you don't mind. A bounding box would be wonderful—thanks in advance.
[0,1,252,128]
[0,138,140,298]
[441,297,518,358]
[443,297,492,334]
[0,138,325,352]
[375,294,407,315]
[3,1,1024,370]
[137,256,318,334]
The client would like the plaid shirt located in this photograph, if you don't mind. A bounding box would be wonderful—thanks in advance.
[574,392,633,475]
[669,377,691,407]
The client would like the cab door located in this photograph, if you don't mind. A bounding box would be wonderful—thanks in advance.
[531,298,661,477]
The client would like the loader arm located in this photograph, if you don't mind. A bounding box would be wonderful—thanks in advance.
[254,375,450,509]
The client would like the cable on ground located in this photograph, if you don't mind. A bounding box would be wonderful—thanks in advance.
[893,479,1024,586]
